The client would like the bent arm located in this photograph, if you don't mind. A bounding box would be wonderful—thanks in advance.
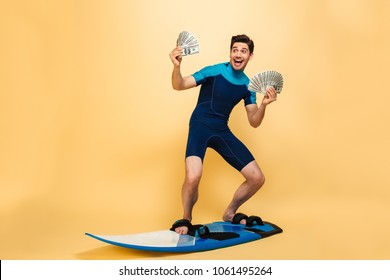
[169,46,197,91]
[245,87,278,128]
[245,103,267,128]
[171,66,197,90]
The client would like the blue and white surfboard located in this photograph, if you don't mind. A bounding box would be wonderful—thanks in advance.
[85,221,282,253]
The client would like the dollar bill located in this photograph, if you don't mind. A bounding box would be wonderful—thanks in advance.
[181,45,200,56]
[177,31,200,56]
[248,71,284,94]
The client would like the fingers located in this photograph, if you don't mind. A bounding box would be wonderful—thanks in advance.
[170,46,182,58]
[267,86,277,98]
[175,226,188,235]
[169,47,183,65]
[263,86,278,105]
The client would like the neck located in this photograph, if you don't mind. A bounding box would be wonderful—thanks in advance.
[227,63,244,76]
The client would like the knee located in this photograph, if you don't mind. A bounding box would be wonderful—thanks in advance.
[184,172,201,187]
[250,172,265,189]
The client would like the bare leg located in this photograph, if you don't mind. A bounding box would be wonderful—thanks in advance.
[223,160,265,223]
[175,156,203,234]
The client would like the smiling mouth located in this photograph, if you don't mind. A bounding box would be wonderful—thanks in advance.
[233,59,243,66]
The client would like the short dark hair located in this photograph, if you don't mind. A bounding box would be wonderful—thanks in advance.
[230,34,254,53]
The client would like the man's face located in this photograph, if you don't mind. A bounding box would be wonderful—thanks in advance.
[229,42,253,71]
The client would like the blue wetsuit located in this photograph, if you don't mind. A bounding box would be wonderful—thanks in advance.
[186,62,257,171]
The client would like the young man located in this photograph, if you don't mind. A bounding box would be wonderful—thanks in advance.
[169,34,277,235]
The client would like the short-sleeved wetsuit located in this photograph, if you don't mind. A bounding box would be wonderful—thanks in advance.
[185,62,257,171]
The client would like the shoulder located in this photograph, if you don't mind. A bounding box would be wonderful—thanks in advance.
[197,63,225,76]
[192,63,225,84]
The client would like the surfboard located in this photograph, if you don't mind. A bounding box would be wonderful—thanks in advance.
[85,221,282,253]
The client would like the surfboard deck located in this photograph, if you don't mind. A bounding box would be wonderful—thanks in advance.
[85,221,282,253]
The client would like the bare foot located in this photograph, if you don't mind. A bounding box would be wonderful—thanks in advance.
[223,211,247,225]
[171,219,192,235]
[175,226,189,235]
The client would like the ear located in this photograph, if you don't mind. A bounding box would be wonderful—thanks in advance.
[249,52,254,60]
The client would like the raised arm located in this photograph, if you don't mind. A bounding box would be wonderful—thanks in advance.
[169,47,197,91]
[245,87,278,128]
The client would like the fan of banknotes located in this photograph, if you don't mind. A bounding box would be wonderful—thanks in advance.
[176,31,200,56]
[248,71,284,94]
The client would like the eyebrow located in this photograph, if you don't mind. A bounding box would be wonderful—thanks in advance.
[232,46,249,51]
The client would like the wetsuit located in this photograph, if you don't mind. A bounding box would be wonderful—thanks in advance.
[185,62,257,171]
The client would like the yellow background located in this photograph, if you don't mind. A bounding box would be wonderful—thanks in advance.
[1,0,389,259]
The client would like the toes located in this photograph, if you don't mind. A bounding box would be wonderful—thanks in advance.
[232,213,248,224]
[170,219,192,235]
[175,226,188,235]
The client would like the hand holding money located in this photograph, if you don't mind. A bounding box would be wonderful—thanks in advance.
[176,31,200,56]
[248,71,284,94]
[262,86,278,105]
[170,46,183,67]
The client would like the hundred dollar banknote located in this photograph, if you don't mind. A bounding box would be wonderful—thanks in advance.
[177,31,200,56]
